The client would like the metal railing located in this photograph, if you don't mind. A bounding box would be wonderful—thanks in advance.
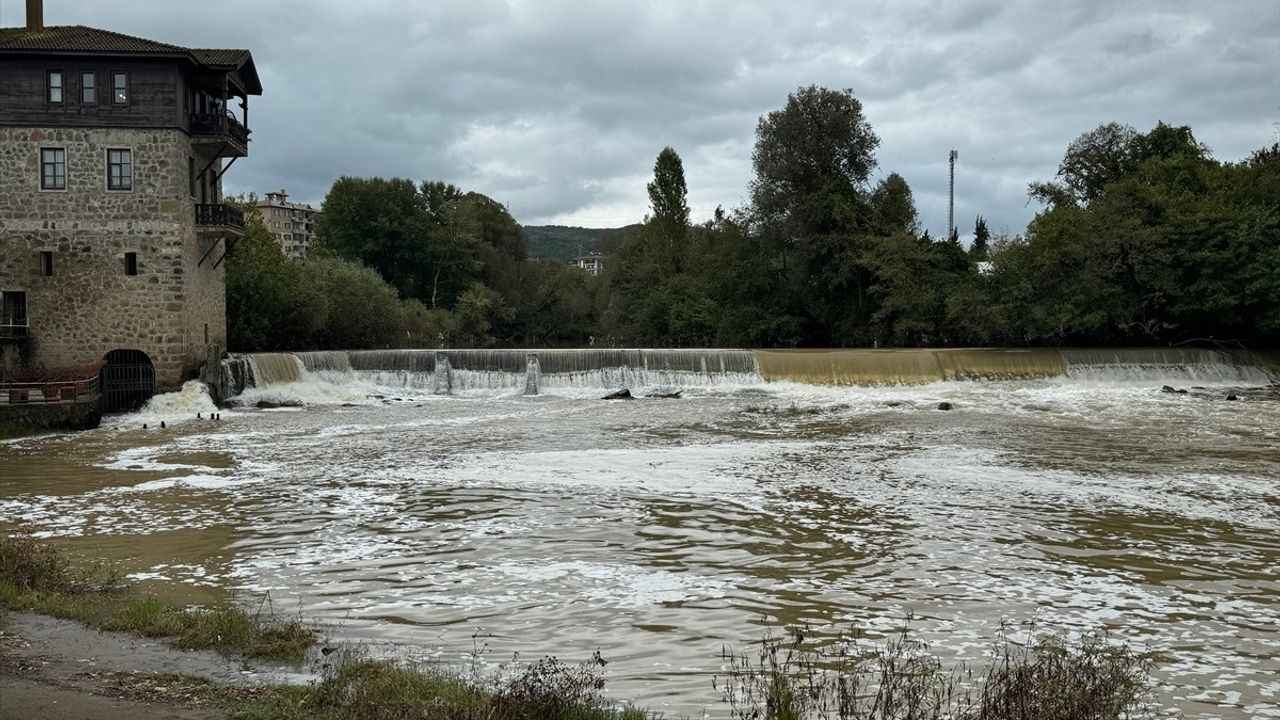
[0,374,99,405]
[195,203,245,230]
[188,111,250,149]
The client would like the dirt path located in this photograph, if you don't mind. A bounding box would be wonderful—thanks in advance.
[0,612,312,720]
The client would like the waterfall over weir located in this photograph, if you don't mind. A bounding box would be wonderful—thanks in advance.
[753,347,1278,386]
[221,347,1277,399]
[226,348,765,396]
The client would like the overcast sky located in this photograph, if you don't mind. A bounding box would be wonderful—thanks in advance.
[5,1,1278,237]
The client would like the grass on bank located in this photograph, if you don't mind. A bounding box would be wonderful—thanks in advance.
[83,654,649,720]
[0,532,313,661]
[225,652,650,720]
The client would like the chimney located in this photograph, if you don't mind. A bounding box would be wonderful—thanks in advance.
[26,0,43,31]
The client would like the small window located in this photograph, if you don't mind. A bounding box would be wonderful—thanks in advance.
[188,157,196,197]
[125,252,139,276]
[47,71,64,103]
[40,148,66,190]
[1,291,28,337]
[204,323,209,344]
[40,251,54,277]
[112,71,129,105]
[81,71,97,103]
[107,149,133,191]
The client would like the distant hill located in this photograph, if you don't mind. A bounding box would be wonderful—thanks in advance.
[521,225,602,262]
[521,224,642,262]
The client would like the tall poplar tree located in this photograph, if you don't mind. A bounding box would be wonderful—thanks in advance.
[646,146,690,275]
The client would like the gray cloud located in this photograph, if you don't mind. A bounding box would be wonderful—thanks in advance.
[5,0,1277,237]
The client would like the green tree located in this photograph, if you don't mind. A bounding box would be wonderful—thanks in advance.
[750,85,880,226]
[1030,121,1212,208]
[745,86,884,345]
[316,177,430,300]
[646,146,691,275]
[511,260,594,346]
[301,257,404,349]
[970,216,991,261]
[870,173,918,235]
[225,201,326,351]
[454,281,515,346]
[458,192,526,307]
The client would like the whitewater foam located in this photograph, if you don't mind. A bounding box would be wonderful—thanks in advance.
[101,381,222,429]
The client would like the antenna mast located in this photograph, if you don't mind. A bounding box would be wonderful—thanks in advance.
[948,149,958,239]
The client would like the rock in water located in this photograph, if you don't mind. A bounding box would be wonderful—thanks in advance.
[602,389,633,400]
[936,402,954,411]
[256,399,303,409]
[1226,394,1239,401]
[1161,385,1177,393]
[648,390,682,399]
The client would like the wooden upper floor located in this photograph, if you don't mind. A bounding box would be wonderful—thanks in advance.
[0,25,262,156]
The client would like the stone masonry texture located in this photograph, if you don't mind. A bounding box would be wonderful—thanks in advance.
[0,126,226,390]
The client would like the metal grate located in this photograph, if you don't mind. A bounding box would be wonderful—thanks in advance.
[101,349,155,413]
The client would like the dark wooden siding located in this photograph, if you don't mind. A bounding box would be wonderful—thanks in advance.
[0,57,186,129]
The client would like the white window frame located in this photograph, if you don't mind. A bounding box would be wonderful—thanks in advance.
[106,148,134,192]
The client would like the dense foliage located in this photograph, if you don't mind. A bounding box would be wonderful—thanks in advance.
[226,86,1278,351]
[594,93,1278,348]
[226,191,596,351]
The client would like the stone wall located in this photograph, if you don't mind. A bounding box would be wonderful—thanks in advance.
[0,127,227,389]
[0,395,102,432]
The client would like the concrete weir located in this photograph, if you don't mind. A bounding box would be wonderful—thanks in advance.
[222,347,1280,397]
[754,347,1279,385]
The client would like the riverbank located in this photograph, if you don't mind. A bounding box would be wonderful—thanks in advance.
[0,533,1171,719]
[0,533,649,719]
[0,611,646,720]
[1,612,249,720]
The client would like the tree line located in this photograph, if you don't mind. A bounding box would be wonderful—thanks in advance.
[227,86,1279,352]
[226,182,594,351]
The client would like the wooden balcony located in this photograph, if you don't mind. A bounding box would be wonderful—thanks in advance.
[189,112,250,157]
[195,203,244,236]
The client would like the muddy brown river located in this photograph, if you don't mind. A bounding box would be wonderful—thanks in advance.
[2,361,1278,718]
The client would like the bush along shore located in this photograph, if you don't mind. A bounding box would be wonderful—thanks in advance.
[1,533,1161,719]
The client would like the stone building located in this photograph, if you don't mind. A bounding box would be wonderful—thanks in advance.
[0,2,262,410]
[256,190,319,259]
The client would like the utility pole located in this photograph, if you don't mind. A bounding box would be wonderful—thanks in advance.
[948,149,958,240]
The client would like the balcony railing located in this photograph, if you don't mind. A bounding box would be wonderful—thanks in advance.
[195,203,244,232]
[189,111,250,155]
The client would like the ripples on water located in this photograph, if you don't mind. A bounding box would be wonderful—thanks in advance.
[2,377,1278,718]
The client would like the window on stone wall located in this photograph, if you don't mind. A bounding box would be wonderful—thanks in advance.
[1,291,28,338]
[40,148,66,190]
[40,251,54,277]
[188,157,196,197]
[125,252,139,276]
[47,71,63,103]
[81,71,97,104]
[107,149,133,191]
[112,71,129,105]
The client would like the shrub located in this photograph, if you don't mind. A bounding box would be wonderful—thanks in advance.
[717,624,1158,720]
